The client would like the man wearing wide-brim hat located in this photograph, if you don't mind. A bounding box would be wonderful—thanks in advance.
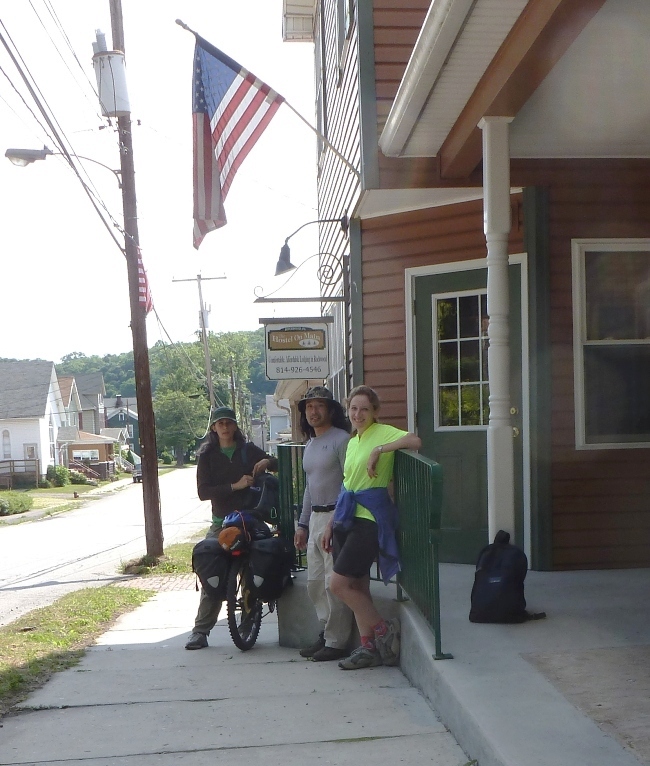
[294,386,353,661]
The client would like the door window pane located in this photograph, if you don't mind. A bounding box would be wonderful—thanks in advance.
[435,293,489,428]
[437,298,457,340]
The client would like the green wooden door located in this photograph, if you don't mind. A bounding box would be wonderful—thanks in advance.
[414,265,523,563]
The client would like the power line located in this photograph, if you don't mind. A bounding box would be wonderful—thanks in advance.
[0,22,125,254]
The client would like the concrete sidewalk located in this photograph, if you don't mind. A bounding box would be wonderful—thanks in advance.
[0,583,469,766]
[2,566,648,766]
[400,564,650,766]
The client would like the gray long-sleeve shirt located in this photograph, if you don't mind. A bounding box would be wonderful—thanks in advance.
[298,426,350,529]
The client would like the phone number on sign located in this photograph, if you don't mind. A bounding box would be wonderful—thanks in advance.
[274,366,324,374]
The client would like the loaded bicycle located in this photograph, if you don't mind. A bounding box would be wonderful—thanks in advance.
[193,509,293,652]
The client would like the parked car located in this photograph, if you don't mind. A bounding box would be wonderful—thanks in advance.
[132,465,142,483]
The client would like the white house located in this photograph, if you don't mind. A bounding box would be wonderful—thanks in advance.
[0,360,66,477]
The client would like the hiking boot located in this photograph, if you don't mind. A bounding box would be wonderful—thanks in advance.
[338,645,383,670]
[185,632,208,650]
[375,617,400,666]
[299,632,325,658]
[311,646,348,662]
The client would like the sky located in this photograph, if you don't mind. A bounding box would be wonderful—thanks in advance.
[0,0,320,364]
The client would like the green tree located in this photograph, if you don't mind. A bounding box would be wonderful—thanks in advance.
[153,389,208,465]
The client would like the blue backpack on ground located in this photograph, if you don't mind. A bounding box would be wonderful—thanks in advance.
[469,530,545,623]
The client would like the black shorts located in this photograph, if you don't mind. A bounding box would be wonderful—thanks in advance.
[332,517,379,579]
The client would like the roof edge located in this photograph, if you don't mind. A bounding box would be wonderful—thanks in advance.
[379,0,475,157]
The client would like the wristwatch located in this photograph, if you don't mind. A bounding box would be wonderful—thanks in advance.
[377,444,383,453]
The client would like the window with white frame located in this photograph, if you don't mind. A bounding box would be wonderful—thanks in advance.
[572,239,650,448]
[72,449,100,461]
[2,429,10,459]
[434,291,489,429]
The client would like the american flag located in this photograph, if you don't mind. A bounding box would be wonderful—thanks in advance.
[137,249,153,314]
[192,36,285,249]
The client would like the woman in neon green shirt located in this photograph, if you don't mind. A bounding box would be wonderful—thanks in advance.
[323,385,421,670]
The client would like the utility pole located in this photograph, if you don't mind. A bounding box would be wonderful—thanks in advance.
[229,360,238,418]
[109,0,163,556]
[172,274,225,418]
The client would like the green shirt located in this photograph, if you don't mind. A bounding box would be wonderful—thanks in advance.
[221,446,236,460]
[343,422,408,521]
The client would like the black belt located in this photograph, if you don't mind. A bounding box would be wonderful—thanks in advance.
[312,504,336,512]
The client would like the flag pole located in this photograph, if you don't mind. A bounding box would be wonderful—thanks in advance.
[176,19,361,181]
[281,101,360,180]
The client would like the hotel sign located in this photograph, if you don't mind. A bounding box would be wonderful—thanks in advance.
[261,318,331,380]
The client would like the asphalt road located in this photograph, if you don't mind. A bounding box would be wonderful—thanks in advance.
[0,466,209,627]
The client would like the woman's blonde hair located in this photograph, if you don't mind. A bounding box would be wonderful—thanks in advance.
[346,386,381,434]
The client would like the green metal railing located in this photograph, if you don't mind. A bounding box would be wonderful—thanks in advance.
[394,449,452,660]
[277,444,306,567]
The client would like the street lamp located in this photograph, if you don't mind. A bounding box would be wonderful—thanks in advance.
[5,142,164,558]
[5,146,123,187]
[274,215,348,276]
[255,214,352,389]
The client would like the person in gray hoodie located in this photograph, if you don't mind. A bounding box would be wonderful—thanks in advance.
[294,387,353,662]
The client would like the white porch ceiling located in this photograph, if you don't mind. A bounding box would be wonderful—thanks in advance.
[510,0,650,158]
[381,0,650,160]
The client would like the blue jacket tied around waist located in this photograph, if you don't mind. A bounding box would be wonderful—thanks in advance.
[332,487,401,585]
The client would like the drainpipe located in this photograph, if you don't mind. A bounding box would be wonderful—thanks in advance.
[479,116,515,540]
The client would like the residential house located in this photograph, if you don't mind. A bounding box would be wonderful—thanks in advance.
[101,426,133,470]
[56,376,82,426]
[74,373,106,435]
[105,395,139,456]
[55,376,82,465]
[284,0,650,570]
[0,360,66,478]
[265,393,293,451]
[57,426,117,480]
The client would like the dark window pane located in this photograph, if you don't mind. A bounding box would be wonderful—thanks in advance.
[460,385,481,426]
[584,345,650,442]
[439,342,458,384]
[439,387,459,426]
[459,295,479,338]
[585,251,650,341]
[459,340,480,382]
[437,299,457,340]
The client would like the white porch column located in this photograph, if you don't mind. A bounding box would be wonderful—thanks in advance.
[479,116,515,540]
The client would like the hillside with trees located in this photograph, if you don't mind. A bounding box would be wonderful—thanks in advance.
[10,329,276,462]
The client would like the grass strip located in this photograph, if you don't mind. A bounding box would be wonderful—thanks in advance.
[0,586,151,717]
[121,540,197,575]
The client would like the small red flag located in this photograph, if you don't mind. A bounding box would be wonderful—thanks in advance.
[137,249,153,314]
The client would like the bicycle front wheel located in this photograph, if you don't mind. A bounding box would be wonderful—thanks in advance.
[226,557,263,651]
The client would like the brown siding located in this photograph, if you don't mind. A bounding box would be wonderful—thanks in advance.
[359,198,524,430]
[546,172,650,570]
[373,0,430,134]
[359,169,650,570]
